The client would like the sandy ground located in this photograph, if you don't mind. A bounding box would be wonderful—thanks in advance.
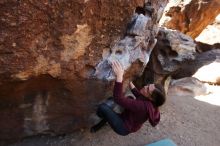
[9,84,220,146]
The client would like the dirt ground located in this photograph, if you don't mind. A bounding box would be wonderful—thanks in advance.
[9,82,220,146]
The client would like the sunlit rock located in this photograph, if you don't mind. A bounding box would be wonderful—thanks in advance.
[169,77,208,97]
[135,26,217,88]
[160,0,220,38]
[196,14,220,45]
[193,61,220,84]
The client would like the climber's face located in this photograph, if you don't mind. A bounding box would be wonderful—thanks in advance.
[140,84,155,99]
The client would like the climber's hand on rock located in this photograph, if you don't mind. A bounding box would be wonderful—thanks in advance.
[111,60,124,82]
[129,81,135,89]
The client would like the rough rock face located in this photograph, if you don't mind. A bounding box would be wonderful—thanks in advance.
[134,28,220,88]
[0,0,144,82]
[135,28,220,88]
[134,28,197,88]
[94,1,168,81]
[160,0,220,38]
[170,31,220,84]
[196,14,220,45]
[169,77,220,106]
[0,0,168,141]
[174,49,220,85]
[193,60,220,84]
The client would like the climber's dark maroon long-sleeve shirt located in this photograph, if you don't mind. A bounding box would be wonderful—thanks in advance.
[113,81,160,133]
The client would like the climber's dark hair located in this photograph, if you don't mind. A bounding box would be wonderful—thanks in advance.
[151,84,166,107]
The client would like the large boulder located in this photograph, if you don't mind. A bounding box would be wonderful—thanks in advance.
[196,14,220,45]
[0,0,168,141]
[192,60,220,85]
[134,28,197,87]
[134,27,220,88]
[172,49,220,84]
[169,77,220,106]
[160,0,220,38]
[169,77,208,97]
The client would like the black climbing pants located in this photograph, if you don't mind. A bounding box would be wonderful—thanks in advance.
[97,103,129,136]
